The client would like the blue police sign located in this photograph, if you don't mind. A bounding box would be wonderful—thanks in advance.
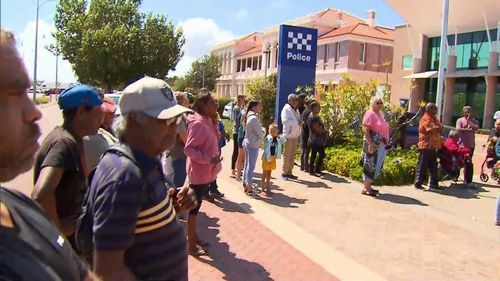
[275,25,318,129]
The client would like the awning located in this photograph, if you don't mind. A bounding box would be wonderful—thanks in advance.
[403,71,437,79]
[445,69,488,78]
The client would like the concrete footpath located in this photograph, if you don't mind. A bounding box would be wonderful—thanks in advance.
[189,140,500,281]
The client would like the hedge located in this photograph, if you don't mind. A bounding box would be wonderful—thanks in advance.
[324,144,419,186]
[35,96,50,105]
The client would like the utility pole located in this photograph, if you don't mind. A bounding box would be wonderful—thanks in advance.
[436,0,449,120]
[33,0,40,103]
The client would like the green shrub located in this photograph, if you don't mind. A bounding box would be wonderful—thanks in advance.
[324,144,419,186]
[221,119,233,136]
[317,74,378,144]
[35,96,50,104]
[246,73,277,128]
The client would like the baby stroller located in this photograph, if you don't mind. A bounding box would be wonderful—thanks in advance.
[438,136,470,182]
[480,136,499,182]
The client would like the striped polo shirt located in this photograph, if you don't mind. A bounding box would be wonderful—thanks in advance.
[90,147,187,281]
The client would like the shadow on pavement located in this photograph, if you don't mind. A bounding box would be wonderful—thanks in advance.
[476,181,500,189]
[434,183,488,199]
[320,173,350,184]
[195,212,273,281]
[211,198,254,214]
[287,177,332,189]
[377,193,429,206]
[258,188,307,208]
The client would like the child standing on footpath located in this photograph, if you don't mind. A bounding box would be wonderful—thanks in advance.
[261,124,286,196]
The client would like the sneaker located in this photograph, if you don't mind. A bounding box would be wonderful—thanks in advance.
[414,184,425,190]
[281,174,289,180]
[286,174,298,179]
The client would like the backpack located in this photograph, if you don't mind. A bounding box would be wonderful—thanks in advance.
[75,144,149,264]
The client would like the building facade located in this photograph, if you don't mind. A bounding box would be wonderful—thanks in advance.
[212,9,394,98]
[387,0,500,128]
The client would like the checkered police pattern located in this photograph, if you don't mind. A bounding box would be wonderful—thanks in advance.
[287,31,312,51]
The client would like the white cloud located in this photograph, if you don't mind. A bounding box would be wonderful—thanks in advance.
[170,18,236,76]
[17,20,77,84]
[16,18,235,81]
[234,8,249,20]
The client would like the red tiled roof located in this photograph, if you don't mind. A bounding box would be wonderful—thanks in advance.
[320,23,394,41]
[315,8,363,26]
[239,45,262,56]
[236,32,262,56]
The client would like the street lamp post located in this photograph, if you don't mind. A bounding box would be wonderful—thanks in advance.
[33,0,40,103]
[32,0,54,103]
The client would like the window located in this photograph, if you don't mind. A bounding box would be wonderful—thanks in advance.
[258,55,262,70]
[317,45,325,63]
[359,43,367,63]
[428,28,498,70]
[241,58,246,72]
[247,58,252,69]
[252,57,258,71]
[402,55,413,69]
[335,42,341,62]
[236,59,241,72]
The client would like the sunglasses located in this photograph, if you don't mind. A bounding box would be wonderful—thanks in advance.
[166,115,182,126]
[376,101,383,105]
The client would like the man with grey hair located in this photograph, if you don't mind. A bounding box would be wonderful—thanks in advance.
[87,76,197,281]
[281,93,302,179]
[456,105,479,188]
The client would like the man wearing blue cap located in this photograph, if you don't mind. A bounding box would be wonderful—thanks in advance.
[32,83,103,249]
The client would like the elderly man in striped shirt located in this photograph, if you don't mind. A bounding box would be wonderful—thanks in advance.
[89,77,196,281]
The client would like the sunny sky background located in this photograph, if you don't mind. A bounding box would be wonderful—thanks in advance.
[1,0,405,85]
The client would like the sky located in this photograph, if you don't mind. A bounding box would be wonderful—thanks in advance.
[1,0,405,84]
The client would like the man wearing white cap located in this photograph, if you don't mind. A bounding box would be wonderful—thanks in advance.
[88,76,196,281]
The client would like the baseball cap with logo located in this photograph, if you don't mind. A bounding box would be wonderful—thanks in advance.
[58,84,103,110]
[119,76,193,119]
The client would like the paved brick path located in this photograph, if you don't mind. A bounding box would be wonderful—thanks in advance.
[188,199,338,281]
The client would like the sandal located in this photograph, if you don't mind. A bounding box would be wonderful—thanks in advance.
[189,245,208,257]
[361,189,378,197]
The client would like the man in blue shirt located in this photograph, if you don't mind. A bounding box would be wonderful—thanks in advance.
[90,77,197,281]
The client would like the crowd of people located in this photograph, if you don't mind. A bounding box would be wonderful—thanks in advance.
[1,27,499,281]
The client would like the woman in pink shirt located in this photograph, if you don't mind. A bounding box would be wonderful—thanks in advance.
[360,97,390,197]
[184,92,222,256]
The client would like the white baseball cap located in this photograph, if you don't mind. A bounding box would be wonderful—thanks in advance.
[119,76,192,119]
[494,111,500,120]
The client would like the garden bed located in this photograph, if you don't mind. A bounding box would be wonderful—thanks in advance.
[324,144,418,186]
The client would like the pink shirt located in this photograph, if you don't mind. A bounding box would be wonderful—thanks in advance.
[184,113,222,185]
[363,109,390,143]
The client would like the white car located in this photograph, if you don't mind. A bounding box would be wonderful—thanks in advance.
[104,93,121,116]
[222,101,234,119]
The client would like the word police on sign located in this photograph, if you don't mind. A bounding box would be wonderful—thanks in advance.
[286,31,313,62]
[275,25,317,129]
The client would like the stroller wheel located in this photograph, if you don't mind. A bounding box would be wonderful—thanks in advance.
[479,173,489,183]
